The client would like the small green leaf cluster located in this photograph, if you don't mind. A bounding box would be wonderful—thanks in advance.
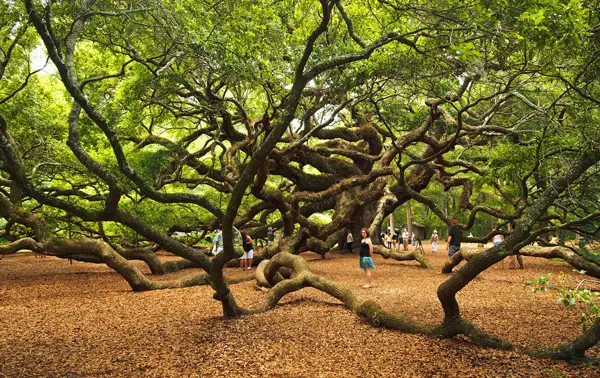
[527,271,600,332]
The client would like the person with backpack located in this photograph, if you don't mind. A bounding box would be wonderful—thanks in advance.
[446,220,463,258]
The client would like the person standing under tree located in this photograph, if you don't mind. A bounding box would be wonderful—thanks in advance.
[430,229,438,253]
[359,228,375,288]
[267,227,275,245]
[346,230,354,252]
[239,227,254,271]
[402,228,409,251]
[492,232,505,268]
[244,233,254,270]
[212,229,223,256]
[447,219,462,258]
[386,232,393,249]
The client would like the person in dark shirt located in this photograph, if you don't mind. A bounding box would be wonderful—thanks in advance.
[446,219,463,258]
[239,227,254,271]
[267,227,275,245]
[359,228,375,288]
[240,228,247,250]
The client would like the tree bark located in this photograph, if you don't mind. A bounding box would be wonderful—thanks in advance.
[373,245,432,269]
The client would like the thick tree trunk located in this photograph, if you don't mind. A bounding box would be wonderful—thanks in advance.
[368,189,397,245]
[435,148,600,356]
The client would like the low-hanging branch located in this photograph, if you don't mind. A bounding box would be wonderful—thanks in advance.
[442,245,600,278]
[373,245,432,269]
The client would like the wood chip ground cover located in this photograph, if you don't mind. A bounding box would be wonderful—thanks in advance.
[1,247,599,377]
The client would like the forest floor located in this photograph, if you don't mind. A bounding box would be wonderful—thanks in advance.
[1,244,599,377]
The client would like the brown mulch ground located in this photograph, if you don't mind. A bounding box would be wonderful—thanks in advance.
[1,245,599,377]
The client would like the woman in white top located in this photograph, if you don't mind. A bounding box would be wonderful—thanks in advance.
[493,233,504,268]
[492,234,504,247]
[385,232,393,248]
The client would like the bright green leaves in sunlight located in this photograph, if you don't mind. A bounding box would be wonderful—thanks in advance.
[515,0,590,50]
[450,42,482,63]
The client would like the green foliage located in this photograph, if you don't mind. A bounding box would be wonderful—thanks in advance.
[527,271,600,332]
[0,0,598,267]
[127,146,173,184]
[514,0,590,50]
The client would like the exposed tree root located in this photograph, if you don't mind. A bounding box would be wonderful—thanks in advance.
[373,245,432,269]
[437,318,513,350]
[531,317,600,360]
[249,252,599,360]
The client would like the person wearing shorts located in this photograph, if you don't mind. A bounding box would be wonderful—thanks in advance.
[359,228,375,288]
[492,233,504,248]
[239,227,254,271]
[243,233,254,270]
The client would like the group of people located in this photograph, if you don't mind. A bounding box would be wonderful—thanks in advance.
[446,220,525,269]
[211,220,534,288]
[209,227,253,270]
[353,219,527,288]
[380,228,418,251]
[210,226,279,271]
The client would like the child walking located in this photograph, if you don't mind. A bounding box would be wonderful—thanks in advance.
[359,228,375,288]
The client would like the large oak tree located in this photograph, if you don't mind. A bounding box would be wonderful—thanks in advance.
[0,0,599,360]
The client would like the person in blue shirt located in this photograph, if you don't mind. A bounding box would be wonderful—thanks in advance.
[212,229,223,256]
